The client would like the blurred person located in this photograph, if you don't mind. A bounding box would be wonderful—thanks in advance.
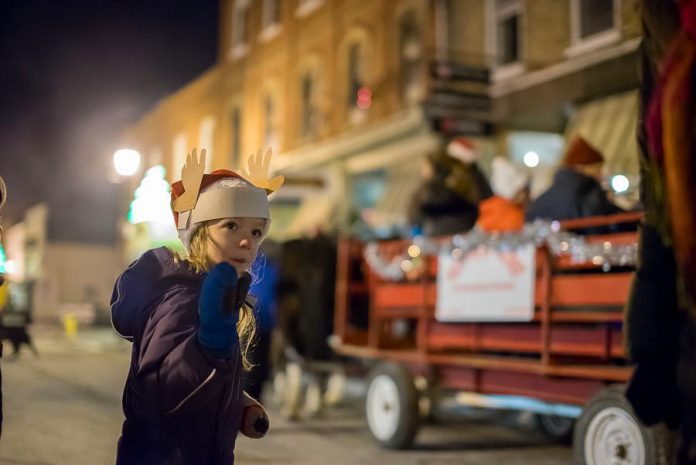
[624,1,696,463]
[476,157,531,233]
[0,284,39,361]
[111,149,280,465]
[525,136,624,222]
[244,240,280,401]
[408,138,492,237]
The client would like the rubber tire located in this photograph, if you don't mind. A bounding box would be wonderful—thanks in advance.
[534,413,575,444]
[573,385,669,465]
[365,362,420,449]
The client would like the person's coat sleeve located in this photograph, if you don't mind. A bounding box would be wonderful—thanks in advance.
[625,223,682,427]
[134,286,241,417]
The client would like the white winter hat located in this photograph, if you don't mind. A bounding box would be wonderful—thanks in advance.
[171,148,284,251]
[490,157,530,200]
[176,177,262,250]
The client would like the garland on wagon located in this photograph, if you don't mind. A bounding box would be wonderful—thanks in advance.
[364,220,638,282]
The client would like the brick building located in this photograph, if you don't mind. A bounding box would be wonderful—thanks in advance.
[121,0,642,244]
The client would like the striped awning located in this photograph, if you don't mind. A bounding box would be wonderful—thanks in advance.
[564,90,640,177]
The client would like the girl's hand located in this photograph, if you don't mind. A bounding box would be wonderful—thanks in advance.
[198,262,239,357]
[241,394,270,438]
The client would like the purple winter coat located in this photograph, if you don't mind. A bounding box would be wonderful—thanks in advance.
[111,247,245,465]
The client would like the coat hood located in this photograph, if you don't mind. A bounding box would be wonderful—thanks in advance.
[110,247,203,340]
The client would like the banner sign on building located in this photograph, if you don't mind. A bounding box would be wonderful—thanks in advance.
[435,244,536,322]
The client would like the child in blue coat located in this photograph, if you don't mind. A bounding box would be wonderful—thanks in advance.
[111,149,282,465]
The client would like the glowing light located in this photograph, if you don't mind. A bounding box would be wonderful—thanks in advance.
[5,260,17,275]
[128,165,174,225]
[611,175,630,193]
[523,151,540,168]
[113,149,141,177]
[407,245,421,258]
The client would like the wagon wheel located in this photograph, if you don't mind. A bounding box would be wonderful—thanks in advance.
[534,413,575,444]
[365,362,420,449]
[573,385,671,465]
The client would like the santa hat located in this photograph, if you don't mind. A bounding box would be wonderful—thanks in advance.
[170,148,284,250]
[562,136,604,166]
[490,157,530,200]
[446,137,478,164]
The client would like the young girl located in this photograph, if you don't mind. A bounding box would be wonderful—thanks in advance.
[111,149,282,465]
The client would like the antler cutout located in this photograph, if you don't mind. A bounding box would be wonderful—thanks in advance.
[240,148,285,194]
[172,148,206,212]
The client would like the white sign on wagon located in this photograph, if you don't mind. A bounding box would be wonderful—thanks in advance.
[435,243,536,322]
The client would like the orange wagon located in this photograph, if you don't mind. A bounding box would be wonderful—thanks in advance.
[333,212,667,465]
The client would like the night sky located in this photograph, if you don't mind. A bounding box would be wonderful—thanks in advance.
[0,0,218,244]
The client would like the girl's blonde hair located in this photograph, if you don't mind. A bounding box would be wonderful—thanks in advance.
[175,223,257,371]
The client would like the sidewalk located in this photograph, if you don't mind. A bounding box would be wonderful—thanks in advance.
[20,323,131,355]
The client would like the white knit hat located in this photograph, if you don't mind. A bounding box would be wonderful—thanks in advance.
[490,157,530,200]
[170,148,284,251]
[177,177,256,250]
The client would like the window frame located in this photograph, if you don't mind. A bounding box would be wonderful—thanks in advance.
[229,0,251,60]
[260,0,282,42]
[487,0,526,82]
[565,0,620,58]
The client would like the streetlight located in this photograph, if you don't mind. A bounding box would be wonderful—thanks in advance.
[113,149,141,177]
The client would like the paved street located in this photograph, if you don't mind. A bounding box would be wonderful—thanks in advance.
[0,327,572,465]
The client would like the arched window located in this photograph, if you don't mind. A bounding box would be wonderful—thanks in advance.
[230,107,242,167]
[263,93,278,149]
[399,10,423,102]
[300,72,317,139]
[347,43,364,108]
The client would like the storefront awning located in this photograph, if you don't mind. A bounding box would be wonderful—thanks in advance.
[369,158,423,229]
[564,90,640,177]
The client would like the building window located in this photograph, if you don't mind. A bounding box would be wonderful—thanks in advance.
[576,0,614,39]
[300,73,318,139]
[230,108,241,167]
[399,10,422,102]
[347,43,364,108]
[230,0,251,59]
[198,116,216,171]
[494,0,522,67]
[263,94,278,149]
[173,132,188,174]
[263,0,281,27]
[567,0,619,56]
[296,0,323,18]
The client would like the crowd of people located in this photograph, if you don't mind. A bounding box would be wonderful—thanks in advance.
[408,134,629,239]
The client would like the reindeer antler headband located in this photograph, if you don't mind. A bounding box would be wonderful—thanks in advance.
[171,148,284,231]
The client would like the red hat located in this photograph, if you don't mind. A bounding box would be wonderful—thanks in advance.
[562,136,604,166]
[446,137,478,163]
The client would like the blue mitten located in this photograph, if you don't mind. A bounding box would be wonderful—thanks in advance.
[198,262,240,358]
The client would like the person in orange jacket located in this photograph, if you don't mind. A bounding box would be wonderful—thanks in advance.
[476,157,530,233]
